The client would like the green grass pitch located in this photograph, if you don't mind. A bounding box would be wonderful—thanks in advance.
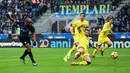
[0,48,129,73]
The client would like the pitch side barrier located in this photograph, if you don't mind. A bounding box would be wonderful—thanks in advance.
[0,33,130,48]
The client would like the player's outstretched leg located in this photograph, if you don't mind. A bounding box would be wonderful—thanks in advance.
[71,55,91,66]
[26,43,37,66]
[63,45,76,62]
[20,50,28,64]
[92,49,98,58]
[74,47,84,60]
[101,40,112,56]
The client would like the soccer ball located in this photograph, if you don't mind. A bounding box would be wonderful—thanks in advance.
[111,52,118,59]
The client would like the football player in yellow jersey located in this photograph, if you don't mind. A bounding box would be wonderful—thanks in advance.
[92,17,113,57]
[63,13,89,62]
[71,28,92,66]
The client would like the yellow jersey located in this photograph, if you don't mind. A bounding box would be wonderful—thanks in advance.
[78,36,91,50]
[72,20,89,37]
[99,22,113,37]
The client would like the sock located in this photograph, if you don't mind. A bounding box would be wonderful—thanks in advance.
[92,49,98,56]
[102,44,109,51]
[28,51,36,63]
[66,45,76,57]
[75,61,88,65]
[21,50,28,59]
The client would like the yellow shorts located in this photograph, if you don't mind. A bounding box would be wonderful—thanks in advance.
[98,36,110,45]
[77,45,90,58]
[81,49,90,58]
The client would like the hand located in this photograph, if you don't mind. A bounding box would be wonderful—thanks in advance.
[33,42,36,46]
[81,24,86,27]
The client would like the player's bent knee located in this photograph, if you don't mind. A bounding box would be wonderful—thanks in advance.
[78,48,84,54]
[25,44,31,52]
[107,41,112,47]
[86,61,91,65]
[107,43,112,47]
[74,43,79,47]
[26,47,31,52]
[108,44,111,47]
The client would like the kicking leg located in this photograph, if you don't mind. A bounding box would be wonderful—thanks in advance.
[92,49,98,58]
[25,43,37,66]
[63,43,78,62]
[74,47,84,59]
[20,50,28,64]
[71,55,91,66]
[101,40,112,56]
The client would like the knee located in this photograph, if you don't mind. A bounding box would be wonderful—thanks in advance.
[74,43,79,47]
[86,61,91,65]
[107,40,112,47]
[25,44,31,52]
[107,43,112,47]
[108,44,111,47]
[78,48,84,54]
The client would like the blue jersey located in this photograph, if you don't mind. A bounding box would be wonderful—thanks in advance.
[15,22,35,37]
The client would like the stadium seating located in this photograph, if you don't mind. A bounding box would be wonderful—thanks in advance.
[0,0,49,34]
[113,3,130,32]
[90,0,130,33]
[0,0,129,34]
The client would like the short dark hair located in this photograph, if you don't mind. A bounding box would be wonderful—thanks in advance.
[80,13,85,17]
[85,27,89,31]
[106,16,113,21]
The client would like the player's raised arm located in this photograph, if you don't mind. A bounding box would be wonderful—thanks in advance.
[6,14,16,22]
[70,21,77,35]
[70,26,74,35]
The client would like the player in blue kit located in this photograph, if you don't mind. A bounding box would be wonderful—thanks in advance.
[6,14,37,66]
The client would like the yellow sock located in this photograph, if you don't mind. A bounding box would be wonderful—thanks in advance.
[102,44,108,51]
[67,45,76,57]
[92,49,98,56]
[75,61,88,65]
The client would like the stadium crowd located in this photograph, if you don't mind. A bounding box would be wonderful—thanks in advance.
[0,0,129,34]
[0,0,49,34]
[113,3,130,33]
[91,2,130,33]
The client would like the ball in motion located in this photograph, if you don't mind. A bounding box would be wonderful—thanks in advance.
[111,52,118,59]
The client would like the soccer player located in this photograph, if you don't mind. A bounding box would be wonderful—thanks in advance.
[71,28,91,66]
[92,17,113,57]
[63,13,89,62]
[6,14,37,66]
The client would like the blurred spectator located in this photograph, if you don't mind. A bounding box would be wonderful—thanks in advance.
[0,0,129,34]
[113,18,119,27]
[97,16,105,26]
[112,3,130,33]
[51,0,60,13]
[51,0,55,13]
[0,0,49,34]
